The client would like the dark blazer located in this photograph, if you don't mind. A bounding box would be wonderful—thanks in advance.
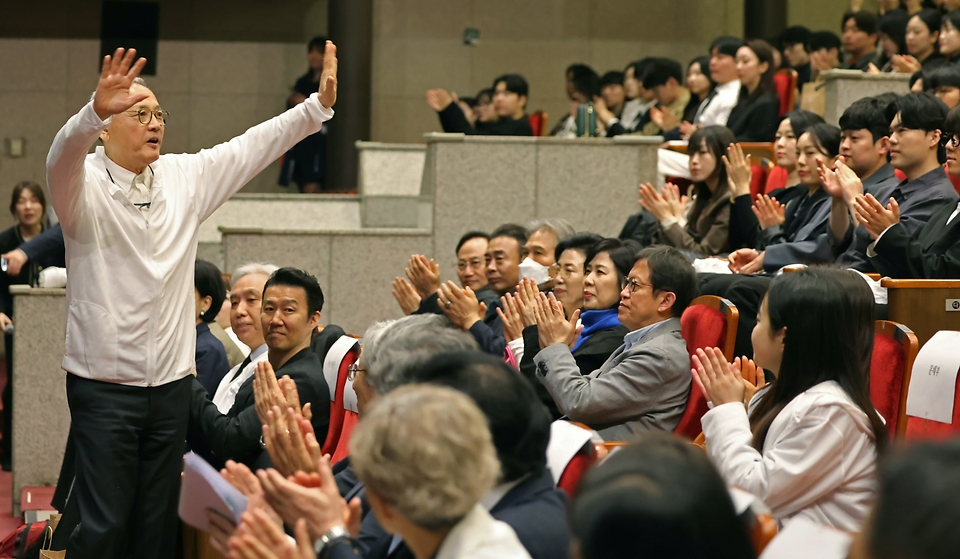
[363,470,571,559]
[415,285,500,315]
[438,104,533,136]
[726,91,781,142]
[187,347,330,470]
[195,322,231,396]
[468,298,507,357]
[760,187,833,272]
[871,202,960,278]
[519,323,628,419]
[310,324,346,363]
[0,225,43,316]
[19,223,65,268]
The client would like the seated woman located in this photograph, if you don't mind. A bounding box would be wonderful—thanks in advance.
[725,110,824,250]
[875,9,909,72]
[639,126,736,256]
[518,236,630,419]
[569,433,755,559]
[891,10,945,73]
[726,40,781,142]
[695,268,886,531]
[194,259,231,396]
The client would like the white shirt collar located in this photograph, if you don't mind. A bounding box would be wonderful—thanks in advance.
[101,150,154,205]
[211,343,269,413]
[623,319,668,351]
[715,79,742,96]
[479,476,527,511]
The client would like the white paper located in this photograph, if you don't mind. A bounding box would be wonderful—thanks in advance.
[758,518,852,559]
[905,331,960,424]
[694,258,733,274]
[179,452,249,530]
[545,421,594,485]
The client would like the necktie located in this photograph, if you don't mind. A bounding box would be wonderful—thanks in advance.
[231,355,253,382]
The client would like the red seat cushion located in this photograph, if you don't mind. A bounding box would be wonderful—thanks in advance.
[870,333,906,439]
[321,342,360,456]
[773,71,793,116]
[749,164,768,202]
[557,447,594,498]
[331,410,360,464]
[528,113,545,137]
[764,166,788,195]
[676,305,727,439]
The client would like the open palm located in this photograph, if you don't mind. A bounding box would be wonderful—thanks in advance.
[318,41,339,109]
[93,48,149,122]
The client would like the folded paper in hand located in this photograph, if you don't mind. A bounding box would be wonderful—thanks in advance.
[179,452,249,530]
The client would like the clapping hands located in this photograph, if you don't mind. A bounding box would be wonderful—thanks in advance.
[722,143,753,198]
[853,194,900,239]
[691,348,767,407]
[752,195,785,229]
[533,292,581,349]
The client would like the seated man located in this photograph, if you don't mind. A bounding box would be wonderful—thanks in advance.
[841,11,879,71]
[808,30,842,81]
[1,222,65,275]
[522,218,576,284]
[551,64,600,138]
[533,246,694,439]
[781,25,813,88]
[187,267,331,470]
[639,58,691,138]
[428,74,533,136]
[605,59,657,137]
[598,71,626,117]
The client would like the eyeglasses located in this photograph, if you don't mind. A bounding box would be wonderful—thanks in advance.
[126,108,169,126]
[621,277,653,293]
[347,362,365,381]
[942,134,960,148]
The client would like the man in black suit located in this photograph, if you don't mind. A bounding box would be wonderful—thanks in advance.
[187,267,330,470]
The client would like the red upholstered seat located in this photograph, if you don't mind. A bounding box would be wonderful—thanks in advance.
[870,334,907,439]
[764,166,788,194]
[557,443,596,498]
[773,69,797,116]
[320,336,361,456]
[331,411,359,464]
[676,296,739,440]
[749,164,767,202]
[528,111,548,137]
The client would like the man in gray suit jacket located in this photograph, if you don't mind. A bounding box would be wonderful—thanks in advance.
[532,246,696,441]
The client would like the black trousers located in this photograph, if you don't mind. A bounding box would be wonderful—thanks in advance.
[65,373,191,559]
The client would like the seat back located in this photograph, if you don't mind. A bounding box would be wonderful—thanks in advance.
[774,68,798,116]
[528,111,548,137]
[556,444,597,498]
[331,376,361,463]
[321,336,360,455]
[675,296,739,440]
[763,165,788,195]
[547,420,595,497]
[871,321,918,439]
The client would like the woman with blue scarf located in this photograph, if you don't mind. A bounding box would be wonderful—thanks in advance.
[520,237,635,419]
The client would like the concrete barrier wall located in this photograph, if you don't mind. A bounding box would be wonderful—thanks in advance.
[821,69,911,126]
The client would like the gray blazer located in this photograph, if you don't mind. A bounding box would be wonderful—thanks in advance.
[533,317,691,441]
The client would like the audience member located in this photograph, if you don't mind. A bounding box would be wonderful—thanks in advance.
[895,9,946,72]
[211,263,277,414]
[727,40,781,142]
[553,64,600,137]
[850,439,960,559]
[781,26,813,87]
[808,30,843,79]
[0,223,63,278]
[522,218,575,284]
[598,71,626,116]
[0,180,46,470]
[926,63,960,107]
[696,268,886,531]
[940,10,960,61]
[608,59,657,137]
[429,74,533,136]
[532,246,694,439]
[187,267,331,470]
[209,284,247,369]
[279,36,329,193]
[842,11,881,70]
[698,36,745,127]
[194,259,231,396]
[682,56,717,127]
[875,9,910,71]
[569,433,756,559]
[640,58,692,137]
[457,88,498,131]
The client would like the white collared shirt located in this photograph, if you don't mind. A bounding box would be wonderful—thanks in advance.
[695,79,741,127]
[47,95,333,387]
[622,318,668,351]
[212,343,268,413]
[434,505,531,559]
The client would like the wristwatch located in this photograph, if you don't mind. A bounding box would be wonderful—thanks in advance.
[314,525,350,556]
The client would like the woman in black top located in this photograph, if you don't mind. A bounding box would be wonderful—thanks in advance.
[194,260,231,397]
[0,181,47,469]
[893,9,947,73]
[726,40,781,142]
[683,56,716,124]
[278,36,329,193]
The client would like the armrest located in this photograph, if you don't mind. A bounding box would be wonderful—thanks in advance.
[664,140,689,154]
[880,279,960,288]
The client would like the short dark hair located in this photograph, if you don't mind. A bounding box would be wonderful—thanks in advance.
[642,58,684,90]
[410,351,552,483]
[570,433,755,559]
[944,104,960,137]
[194,260,225,324]
[263,267,325,316]
[633,246,698,317]
[585,238,642,291]
[493,74,529,98]
[913,9,942,36]
[455,231,488,255]
[710,36,744,58]
[807,30,842,52]
[782,109,825,140]
[803,122,842,159]
[927,64,960,90]
[570,66,600,98]
[867,439,960,559]
[626,58,655,81]
[489,223,527,257]
[910,69,928,90]
[9,180,46,218]
[554,232,604,264]
[943,9,960,38]
[599,71,624,89]
[887,92,949,162]
[878,10,910,56]
[839,97,891,144]
[843,10,879,36]
[307,36,327,52]
[779,25,812,50]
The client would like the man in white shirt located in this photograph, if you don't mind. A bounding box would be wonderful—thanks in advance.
[46,45,337,559]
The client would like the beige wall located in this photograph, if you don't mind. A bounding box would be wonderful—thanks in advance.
[370,0,746,144]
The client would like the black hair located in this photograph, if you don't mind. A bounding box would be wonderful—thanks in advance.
[585,238,642,296]
[839,97,891,143]
[632,246,698,318]
[748,269,887,452]
[570,433,756,559]
[886,92,949,162]
[927,63,960,90]
[740,40,777,102]
[570,66,600,99]
[801,122,842,159]
[474,88,494,105]
[493,74,529,99]
[843,10,879,36]
[554,232,604,264]
[688,125,737,197]
[867,439,960,559]
[912,9,943,39]
[910,69,928,90]
[874,91,902,107]
[625,58,655,85]
[817,268,876,390]
[194,260,226,324]
[642,58,684,90]
[710,36,744,58]
[779,26,812,50]
[688,56,716,90]
[566,63,592,78]
[943,11,960,57]
[490,223,528,258]
[944,104,960,137]
[782,110,825,140]
[307,36,327,52]
[9,180,46,219]
[262,267,325,316]
[599,71,624,88]
[455,231,489,255]
[411,351,552,482]
[807,30,842,52]
[878,9,910,58]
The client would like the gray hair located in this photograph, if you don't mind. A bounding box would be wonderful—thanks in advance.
[350,384,499,531]
[364,314,477,394]
[526,218,576,242]
[230,262,279,289]
[88,76,147,104]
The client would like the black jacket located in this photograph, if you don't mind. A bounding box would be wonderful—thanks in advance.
[438,104,533,136]
[726,91,780,142]
[0,225,43,316]
[415,285,500,315]
[186,347,330,470]
[871,201,960,278]
[19,223,65,269]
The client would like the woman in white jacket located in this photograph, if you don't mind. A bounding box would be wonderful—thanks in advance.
[693,268,887,532]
